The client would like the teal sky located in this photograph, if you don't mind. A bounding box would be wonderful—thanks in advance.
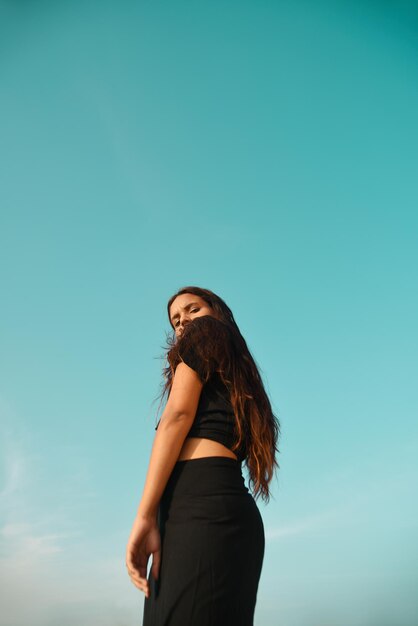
[1,1,417,625]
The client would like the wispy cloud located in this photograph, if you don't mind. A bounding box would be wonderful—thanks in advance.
[0,417,77,570]
[0,449,25,500]
[0,399,138,626]
[1,522,67,556]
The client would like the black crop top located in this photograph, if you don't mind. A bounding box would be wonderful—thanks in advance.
[155,315,247,463]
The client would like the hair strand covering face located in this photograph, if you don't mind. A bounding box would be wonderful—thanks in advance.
[174,315,233,384]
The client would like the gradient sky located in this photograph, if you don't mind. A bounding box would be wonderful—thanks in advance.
[1,1,417,625]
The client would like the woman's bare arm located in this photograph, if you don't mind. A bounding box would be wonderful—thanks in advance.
[136,361,203,520]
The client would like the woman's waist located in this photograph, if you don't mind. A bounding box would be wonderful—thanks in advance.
[178,436,238,461]
[163,456,249,500]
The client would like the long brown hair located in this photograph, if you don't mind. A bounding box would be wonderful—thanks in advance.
[156,285,281,503]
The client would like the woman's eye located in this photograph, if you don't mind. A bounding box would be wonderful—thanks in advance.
[173,308,199,328]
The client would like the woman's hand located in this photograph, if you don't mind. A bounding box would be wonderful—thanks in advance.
[126,514,161,598]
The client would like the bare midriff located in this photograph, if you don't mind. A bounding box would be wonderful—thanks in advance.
[177,437,238,461]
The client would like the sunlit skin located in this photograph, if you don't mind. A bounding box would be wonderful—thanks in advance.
[125,293,237,599]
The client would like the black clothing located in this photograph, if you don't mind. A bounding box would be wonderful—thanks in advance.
[142,457,265,626]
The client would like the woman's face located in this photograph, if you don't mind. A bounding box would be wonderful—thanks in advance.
[169,293,217,338]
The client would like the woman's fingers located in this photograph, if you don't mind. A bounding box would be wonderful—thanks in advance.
[127,567,150,596]
[126,563,147,586]
[126,548,147,581]
[125,557,150,596]
[130,577,149,596]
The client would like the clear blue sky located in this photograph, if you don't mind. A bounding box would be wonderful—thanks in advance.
[1,1,417,625]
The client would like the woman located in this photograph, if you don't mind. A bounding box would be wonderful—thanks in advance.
[126,286,280,626]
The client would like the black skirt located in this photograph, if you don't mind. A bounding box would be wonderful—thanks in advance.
[142,456,265,626]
